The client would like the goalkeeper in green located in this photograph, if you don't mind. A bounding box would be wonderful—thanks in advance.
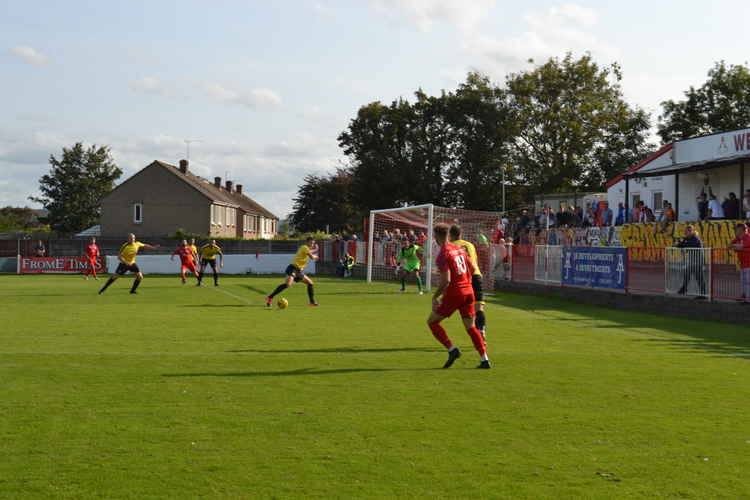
[396,240,424,294]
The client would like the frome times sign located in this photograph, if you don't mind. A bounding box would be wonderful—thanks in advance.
[562,247,627,289]
[20,257,105,274]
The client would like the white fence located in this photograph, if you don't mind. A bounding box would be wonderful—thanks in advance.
[534,245,562,284]
[106,254,315,275]
[664,248,710,298]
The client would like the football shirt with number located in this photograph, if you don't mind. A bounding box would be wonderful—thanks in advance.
[292,245,313,270]
[399,245,422,270]
[85,244,99,258]
[451,239,482,276]
[435,243,474,296]
[119,242,145,265]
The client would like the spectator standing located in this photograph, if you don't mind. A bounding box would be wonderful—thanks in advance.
[697,193,709,221]
[615,202,625,226]
[675,225,706,298]
[743,190,750,219]
[35,240,45,257]
[725,192,741,220]
[730,223,750,304]
[708,193,724,219]
[602,204,613,226]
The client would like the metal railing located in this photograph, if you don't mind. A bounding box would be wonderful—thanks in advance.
[511,244,749,303]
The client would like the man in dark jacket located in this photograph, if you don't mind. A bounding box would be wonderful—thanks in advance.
[675,225,706,297]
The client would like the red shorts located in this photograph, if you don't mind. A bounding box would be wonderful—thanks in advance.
[436,292,475,319]
[181,261,197,273]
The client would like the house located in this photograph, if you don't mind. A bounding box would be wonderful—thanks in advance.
[100,160,278,238]
[607,128,750,221]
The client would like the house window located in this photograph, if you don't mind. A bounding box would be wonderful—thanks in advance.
[653,191,663,210]
[133,203,143,224]
[211,205,216,225]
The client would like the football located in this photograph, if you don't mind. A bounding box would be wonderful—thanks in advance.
[277,298,289,309]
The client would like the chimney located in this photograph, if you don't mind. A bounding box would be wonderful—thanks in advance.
[236,184,243,195]
[214,177,221,188]
[226,180,233,192]
[179,159,188,173]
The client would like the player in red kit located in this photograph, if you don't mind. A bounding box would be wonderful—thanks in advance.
[84,237,100,280]
[427,223,490,369]
[171,239,199,284]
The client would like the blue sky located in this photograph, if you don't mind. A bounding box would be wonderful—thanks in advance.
[2,0,749,218]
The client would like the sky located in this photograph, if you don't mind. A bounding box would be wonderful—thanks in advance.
[2,0,749,219]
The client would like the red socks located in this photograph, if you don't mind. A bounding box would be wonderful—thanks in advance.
[428,322,453,349]
[467,326,487,356]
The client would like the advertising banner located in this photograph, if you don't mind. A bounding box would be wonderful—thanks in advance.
[562,247,627,289]
[20,256,105,274]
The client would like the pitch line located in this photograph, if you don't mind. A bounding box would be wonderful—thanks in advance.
[208,285,253,306]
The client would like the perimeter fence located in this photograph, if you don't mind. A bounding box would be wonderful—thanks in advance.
[511,244,749,303]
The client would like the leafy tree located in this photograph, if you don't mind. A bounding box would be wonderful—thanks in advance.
[658,61,750,143]
[443,72,516,210]
[338,99,420,211]
[30,143,122,234]
[0,206,39,231]
[290,168,357,233]
[506,53,653,194]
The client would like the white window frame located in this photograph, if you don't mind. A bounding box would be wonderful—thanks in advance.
[133,203,143,224]
[652,190,663,211]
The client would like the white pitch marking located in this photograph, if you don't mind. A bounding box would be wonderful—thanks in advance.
[208,285,253,306]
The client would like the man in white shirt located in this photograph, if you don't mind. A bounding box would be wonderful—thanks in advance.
[708,194,725,219]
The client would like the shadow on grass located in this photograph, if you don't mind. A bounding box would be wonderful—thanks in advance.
[163,367,439,377]
[487,292,750,359]
[239,284,269,296]
[238,283,392,297]
[227,347,442,354]
[180,304,254,308]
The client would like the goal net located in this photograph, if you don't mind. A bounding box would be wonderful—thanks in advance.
[366,204,505,292]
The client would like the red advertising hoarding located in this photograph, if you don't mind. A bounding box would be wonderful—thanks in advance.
[20,257,105,274]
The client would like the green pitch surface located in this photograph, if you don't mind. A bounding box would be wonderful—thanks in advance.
[2,275,750,499]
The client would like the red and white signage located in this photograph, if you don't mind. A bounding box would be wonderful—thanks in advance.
[20,257,105,274]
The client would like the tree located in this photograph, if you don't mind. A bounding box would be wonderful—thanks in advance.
[506,53,653,194]
[658,61,750,143]
[0,206,39,231]
[443,72,516,210]
[30,143,122,234]
[290,168,357,233]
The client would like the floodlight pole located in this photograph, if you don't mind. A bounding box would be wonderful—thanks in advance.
[502,166,506,214]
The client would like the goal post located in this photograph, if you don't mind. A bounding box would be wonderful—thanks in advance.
[366,204,505,293]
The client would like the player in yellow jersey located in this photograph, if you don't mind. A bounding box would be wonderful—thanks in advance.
[266,236,319,307]
[189,238,199,262]
[98,233,160,295]
[197,239,224,286]
[449,225,487,339]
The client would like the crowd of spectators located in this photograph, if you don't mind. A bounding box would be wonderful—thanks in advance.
[696,188,750,221]
[372,229,428,247]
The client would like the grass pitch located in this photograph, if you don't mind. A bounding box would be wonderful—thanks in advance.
[1,274,750,499]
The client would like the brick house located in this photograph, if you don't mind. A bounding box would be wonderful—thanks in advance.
[100,160,278,238]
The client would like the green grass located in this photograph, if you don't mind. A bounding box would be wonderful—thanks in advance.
[1,274,750,499]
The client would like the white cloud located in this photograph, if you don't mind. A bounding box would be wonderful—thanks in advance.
[128,76,168,96]
[203,83,282,109]
[463,3,617,78]
[370,0,496,32]
[9,45,48,66]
